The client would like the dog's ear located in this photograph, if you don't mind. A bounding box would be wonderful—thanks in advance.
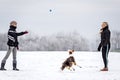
[72,50,74,52]
[69,51,72,55]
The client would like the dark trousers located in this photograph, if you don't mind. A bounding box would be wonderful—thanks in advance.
[102,45,110,68]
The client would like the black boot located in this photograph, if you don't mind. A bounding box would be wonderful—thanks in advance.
[13,63,19,71]
[0,63,6,70]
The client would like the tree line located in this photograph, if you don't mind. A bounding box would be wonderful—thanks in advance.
[0,32,89,51]
[0,31,120,51]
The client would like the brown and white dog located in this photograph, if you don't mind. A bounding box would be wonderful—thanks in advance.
[61,50,77,71]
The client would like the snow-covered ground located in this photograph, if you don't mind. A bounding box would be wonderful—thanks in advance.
[0,51,120,80]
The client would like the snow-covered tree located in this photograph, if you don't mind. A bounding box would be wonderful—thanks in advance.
[0,33,7,50]
[111,31,120,51]
[0,31,89,51]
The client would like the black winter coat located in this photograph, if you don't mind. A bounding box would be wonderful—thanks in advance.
[7,26,25,47]
[98,26,111,50]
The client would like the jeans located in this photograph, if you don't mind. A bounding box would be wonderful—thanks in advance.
[2,46,17,64]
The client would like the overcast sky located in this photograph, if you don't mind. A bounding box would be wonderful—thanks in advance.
[0,0,120,40]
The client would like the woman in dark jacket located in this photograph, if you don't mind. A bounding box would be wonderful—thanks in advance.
[0,21,28,71]
[98,22,111,71]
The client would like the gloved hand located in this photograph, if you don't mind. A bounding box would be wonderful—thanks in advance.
[24,31,28,34]
[97,46,101,51]
[17,46,19,50]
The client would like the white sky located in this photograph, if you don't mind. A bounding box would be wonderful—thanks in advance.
[0,0,120,40]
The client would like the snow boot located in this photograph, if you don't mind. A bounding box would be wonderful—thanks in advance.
[0,63,6,70]
[100,68,108,71]
[13,63,19,71]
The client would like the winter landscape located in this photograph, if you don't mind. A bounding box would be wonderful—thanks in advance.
[0,0,120,80]
[0,51,120,80]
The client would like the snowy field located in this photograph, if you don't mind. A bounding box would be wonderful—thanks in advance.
[0,51,120,80]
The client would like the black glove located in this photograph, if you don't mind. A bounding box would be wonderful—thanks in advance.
[24,31,28,34]
[97,46,101,51]
[17,46,19,50]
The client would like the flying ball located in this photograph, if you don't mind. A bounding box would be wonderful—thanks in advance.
[49,9,52,12]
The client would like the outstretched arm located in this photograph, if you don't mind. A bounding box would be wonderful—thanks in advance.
[16,31,28,36]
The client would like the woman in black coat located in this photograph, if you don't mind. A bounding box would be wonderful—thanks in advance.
[98,22,111,71]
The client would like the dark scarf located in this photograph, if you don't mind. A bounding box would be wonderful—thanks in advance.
[10,25,17,30]
[100,26,109,34]
[102,26,109,31]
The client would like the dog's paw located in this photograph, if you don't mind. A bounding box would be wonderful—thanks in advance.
[73,68,75,71]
